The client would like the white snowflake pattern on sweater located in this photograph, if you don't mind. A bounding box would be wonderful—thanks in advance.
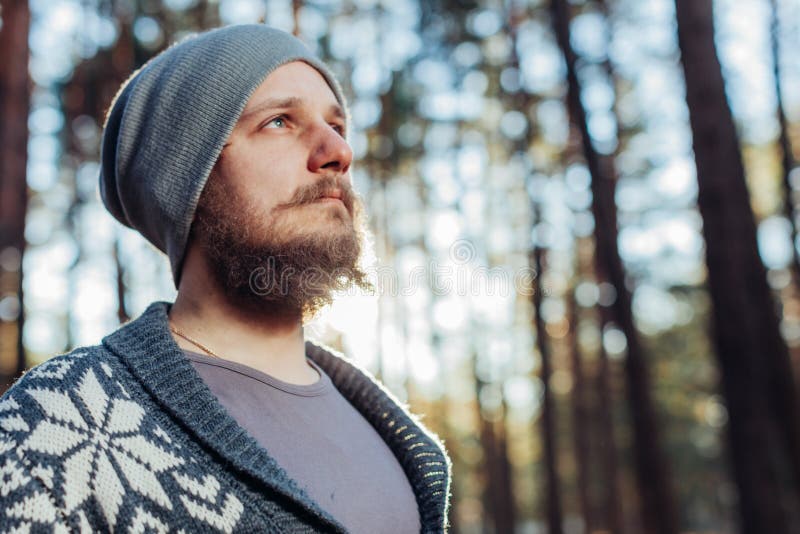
[0,353,244,533]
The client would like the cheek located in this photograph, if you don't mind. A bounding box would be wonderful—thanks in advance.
[220,149,297,201]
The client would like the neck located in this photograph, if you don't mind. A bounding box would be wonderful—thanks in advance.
[168,249,319,385]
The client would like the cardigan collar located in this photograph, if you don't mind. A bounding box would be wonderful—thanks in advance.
[102,301,451,533]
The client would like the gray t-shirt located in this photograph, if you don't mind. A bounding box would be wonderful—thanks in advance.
[184,350,421,534]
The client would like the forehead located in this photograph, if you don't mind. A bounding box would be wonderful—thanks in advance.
[240,61,341,117]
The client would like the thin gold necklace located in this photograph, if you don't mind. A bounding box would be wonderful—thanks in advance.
[170,323,321,383]
[170,324,220,358]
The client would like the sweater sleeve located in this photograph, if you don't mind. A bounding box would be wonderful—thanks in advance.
[0,351,109,532]
[0,395,79,532]
[0,349,243,533]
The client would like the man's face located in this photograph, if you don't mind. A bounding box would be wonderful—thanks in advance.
[191,61,371,318]
[214,61,355,235]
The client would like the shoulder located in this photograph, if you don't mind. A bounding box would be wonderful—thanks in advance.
[0,346,188,531]
[0,347,112,530]
[1,344,162,451]
[0,344,137,464]
[8,345,109,385]
[0,345,291,532]
[2,346,125,423]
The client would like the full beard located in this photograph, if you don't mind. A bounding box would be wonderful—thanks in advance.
[192,173,373,321]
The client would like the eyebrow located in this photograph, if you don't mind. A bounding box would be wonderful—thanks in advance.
[239,96,345,124]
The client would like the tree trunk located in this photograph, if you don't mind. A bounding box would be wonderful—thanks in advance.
[0,0,31,389]
[113,236,129,324]
[292,0,302,36]
[769,0,800,284]
[566,286,595,532]
[769,0,800,483]
[531,239,564,534]
[675,0,800,532]
[596,306,625,534]
[496,396,517,534]
[475,369,517,534]
[550,1,679,532]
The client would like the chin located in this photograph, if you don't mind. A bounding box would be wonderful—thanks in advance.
[316,200,351,218]
[306,207,353,227]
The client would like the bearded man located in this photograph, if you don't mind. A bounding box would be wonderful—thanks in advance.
[0,25,451,533]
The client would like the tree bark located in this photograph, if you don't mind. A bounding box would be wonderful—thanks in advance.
[0,0,31,388]
[113,236,129,324]
[292,0,302,36]
[496,396,517,534]
[768,2,800,486]
[769,0,800,285]
[531,239,564,534]
[474,369,517,534]
[566,286,595,533]
[550,1,679,532]
[595,306,626,534]
[675,0,800,532]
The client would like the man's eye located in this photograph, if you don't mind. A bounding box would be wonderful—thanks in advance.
[264,116,287,129]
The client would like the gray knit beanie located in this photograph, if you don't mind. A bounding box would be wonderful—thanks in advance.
[99,24,347,289]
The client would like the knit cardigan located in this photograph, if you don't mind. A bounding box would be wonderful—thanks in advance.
[0,301,452,532]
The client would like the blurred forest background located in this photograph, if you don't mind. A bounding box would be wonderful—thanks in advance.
[2,0,800,532]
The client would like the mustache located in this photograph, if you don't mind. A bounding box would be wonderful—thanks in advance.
[273,176,356,215]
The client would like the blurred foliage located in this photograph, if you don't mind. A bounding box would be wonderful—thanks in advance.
[2,0,800,532]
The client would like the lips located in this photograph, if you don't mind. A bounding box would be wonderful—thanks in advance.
[318,189,343,201]
[314,189,352,216]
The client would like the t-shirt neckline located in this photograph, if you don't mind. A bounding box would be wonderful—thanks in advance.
[182,349,332,397]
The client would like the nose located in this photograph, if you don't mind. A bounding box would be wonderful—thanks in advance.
[308,124,353,175]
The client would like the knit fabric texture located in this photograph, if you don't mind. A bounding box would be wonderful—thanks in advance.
[98,24,347,287]
[0,302,452,532]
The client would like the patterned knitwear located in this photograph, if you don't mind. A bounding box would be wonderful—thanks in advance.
[0,302,452,532]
